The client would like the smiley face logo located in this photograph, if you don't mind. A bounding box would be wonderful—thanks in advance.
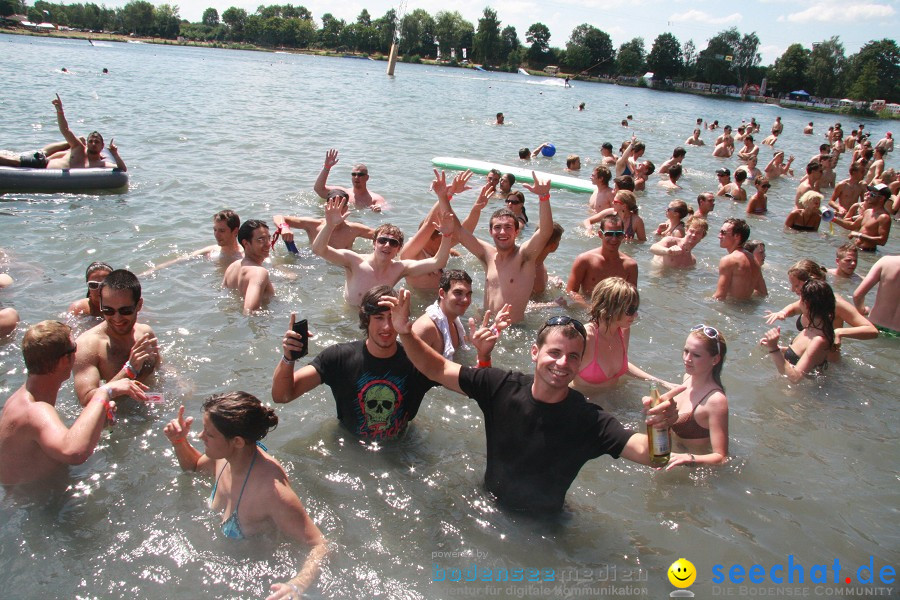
[668,558,696,588]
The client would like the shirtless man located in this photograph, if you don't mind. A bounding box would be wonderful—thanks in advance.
[0,321,147,486]
[771,116,783,136]
[599,142,617,167]
[0,95,126,171]
[411,269,510,361]
[222,220,275,313]
[650,218,708,268]
[685,129,705,146]
[566,155,581,171]
[712,138,734,158]
[73,270,160,406]
[715,168,732,197]
[693,192,715,220]
[659,147,686,175]
[313,194,454,306]
[566,214,638,307]
[845,129,859,151]
[658,164,682,190]
[828,243,859,281]
[142,210,242,276]
[804,122,814,134]
[713,218,766,301]
[765,151,794,179]
[853,255,900,336]
[737,135,759,161]
[833,185,892,252]
[795,160,822,202]
[273,192,375,251]
[448,172,554,323]
[828,162,866,216]
[314,148,385,211]
[714,125,734,148]
[633,160,655,191]
[864,146,886,184]
[875,132,893,154]
[589,165,614,213]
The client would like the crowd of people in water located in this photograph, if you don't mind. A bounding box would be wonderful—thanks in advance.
[0,95,898,598]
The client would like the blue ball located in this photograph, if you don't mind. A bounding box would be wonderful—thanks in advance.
[541,144,556,157]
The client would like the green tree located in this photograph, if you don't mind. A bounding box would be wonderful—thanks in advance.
[847,39,900,102]
[697,29,739,84]
[768,44,810,95]
[356,8,371,26]
[153,3,180,37]
[434,11,473,60]
[647,33,682,80]
[473,7,501,65]
[121,0,154,35]
[202,7,219,27]
[498,24,519,65]
[805,37,845,98]
[0,0,22,18]
[372,9,397,54]
[731,31,761,90]
[565,24,613,74]
[525,22,550,65]
[318,13,345,48]
[847,61,879,102]
[681,39,697,78]
[615,37,645,76]
[222,6,247,40]
[399,8,436,57]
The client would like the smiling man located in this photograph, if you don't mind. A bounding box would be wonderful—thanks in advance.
[382,289,679,512]
[73,270,160,406]
[314,148,385,211]
[566,214,638,307]
[712,218,766,301]
[222,219,274,313]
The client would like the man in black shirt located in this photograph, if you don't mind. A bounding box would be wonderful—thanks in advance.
[381,289,680,512]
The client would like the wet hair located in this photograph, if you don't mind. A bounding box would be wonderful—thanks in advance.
[203,391,278,443]
[836,242,857,261]
[734,170,747,183]
[566,155,580,168]
[642,160,655,176]
[773,151,785,160]
[518,148,530,159]
[633,141,646,153]
[86,261,113,280]
[688,217,709,235]
[601,213,624,233]
[502,173,515,186]
[688,328,727,391]
[723,217,750,244]
[327,189,350,201]
[614,175,635,191]
[214,209,240,231]
[547,222,564,246]
[237,219,269,247]
[23,320,74,375]
[439,269,472,292]
[589,277,638,328]
[87,131,103,144]
[797,191,823,210]
[488,168,501,179]
[593,165,611,185]
[373,224,404,247]
[788,259,827,283]
[693,128,701,135]
[754,175,769,188]
[673,146,687,158]
[744,239,764,254]
[496,112,503,119]
[100,269,141,304]
[358,285,396,330]
[668,164,682,180]
[615,190,638,214]
[669,200,688,219]
[601,142,613,152]
[745,135,754,143]
[806,160,821,174]
[801,280,836,348]
[489,208,521,231]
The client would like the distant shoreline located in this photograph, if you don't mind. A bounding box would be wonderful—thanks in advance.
[3,27,894,121]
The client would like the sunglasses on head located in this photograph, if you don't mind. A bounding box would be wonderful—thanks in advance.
[540,315,587,339]
[87,281,102,290]
[376,236,401,248]
[692,324,721,339]
[100,304,137,316]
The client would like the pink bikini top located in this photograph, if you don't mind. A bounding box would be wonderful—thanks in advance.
[578,327,628,385]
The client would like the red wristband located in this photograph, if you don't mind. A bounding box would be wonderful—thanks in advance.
[477,359,491,368]
[539,194,550,202]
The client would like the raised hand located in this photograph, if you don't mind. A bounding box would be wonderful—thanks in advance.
[379,288,412,335]
[449,170,473,196]
[323,195,348,226]
[282,312,305,360]
[324,148,339,169]
[163,405,194,444]
[522,171,551,198]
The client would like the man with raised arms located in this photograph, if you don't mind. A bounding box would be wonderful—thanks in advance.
[223,219,275,313]
[0,321,147,486]
[566,214,638,307]
[73,270,160,406]
[0,94,126,171]
[271,286,498,439]
[650,218,708,268]
[412,269,511,360]
[313,194,454,307]
[589,165,614,213]
[314,148,385,211]
[273,192,375,251]
[442,171,554,324]
[381,289,680,512]
[828,162,866,216]
[853,255,900,337]
[832,184,892,252]
[713,218,766,301]
[142,210,242,276]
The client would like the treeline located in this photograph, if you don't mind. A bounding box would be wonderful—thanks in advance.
[3,0,897,102]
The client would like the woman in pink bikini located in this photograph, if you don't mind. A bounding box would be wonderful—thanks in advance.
[665,325,730,469]
[571,277,671,395]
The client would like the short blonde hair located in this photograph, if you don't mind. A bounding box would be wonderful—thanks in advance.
[797,191,823,210]
[589,277,638,327]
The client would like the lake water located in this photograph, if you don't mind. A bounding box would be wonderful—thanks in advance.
[1,33,898,599]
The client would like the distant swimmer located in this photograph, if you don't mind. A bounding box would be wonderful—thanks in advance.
[875,132,893,154]
[658,164,682,190]
[314,148,385,211]
[599,142,617,166]
[804,122,814,134]
[659,146,686,175]
[737,135,759,161]
[222,220,275,314]
[565,154,581,172]
[713,218,766,301]
[143,210,243,276]
[496,112,505,125]
[761,132,779,147]
[771,116,783,136]
[578,102,585,111]
[650,218,708,269]
[0,94,126,171]
[711,139,734,158]
[685,129,705,146]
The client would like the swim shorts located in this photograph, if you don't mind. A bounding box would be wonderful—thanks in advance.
[876,324,899,338]
[19,151,48,169]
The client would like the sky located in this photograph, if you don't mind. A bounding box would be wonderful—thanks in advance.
[111,0,897,65]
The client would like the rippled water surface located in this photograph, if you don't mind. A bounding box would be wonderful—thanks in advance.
[1,33,898,599]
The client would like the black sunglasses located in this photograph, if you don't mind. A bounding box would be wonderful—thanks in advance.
[100,304,137,316]
[540,316,587,339]
[351,172,368,177]
[376,236,401,248]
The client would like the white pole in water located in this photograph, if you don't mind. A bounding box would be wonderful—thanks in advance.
[387,41,399,76]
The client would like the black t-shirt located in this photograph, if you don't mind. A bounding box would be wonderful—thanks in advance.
[311,340,437,439]
[458,366,634,512]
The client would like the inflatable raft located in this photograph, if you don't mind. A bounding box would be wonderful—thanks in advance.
[0,167,129,193]
[431,157,593,194]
